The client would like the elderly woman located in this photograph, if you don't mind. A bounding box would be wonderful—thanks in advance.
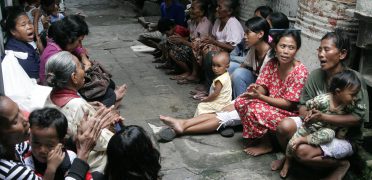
[40,15,126,108]
[44,51,123,173]
[0,96,100,180]
[187,0,244,86]
[271,30,369,180]
[164,0,212,82]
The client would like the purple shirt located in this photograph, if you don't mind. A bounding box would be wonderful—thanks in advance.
[39,40,62,84]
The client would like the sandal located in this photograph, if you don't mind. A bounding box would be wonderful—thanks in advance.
[170,75,187,80]
[158,127,176,142]
[192,93,208,100]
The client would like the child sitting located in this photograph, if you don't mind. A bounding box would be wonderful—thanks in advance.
[22,108,93,180]
[280,69,362,178]
[194,51,232,116]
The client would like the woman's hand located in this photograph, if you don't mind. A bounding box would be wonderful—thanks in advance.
[47,143,65,171]
[304,109,323,123]
[201,36,216,45]
[76,112,102,161]
[94,106,124,129]
[240,84,262,99]
[168,35,185,45]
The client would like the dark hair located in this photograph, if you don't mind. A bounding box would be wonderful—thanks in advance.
[48,15,89,49]
[321,29,350,61]
[274,29,301,49]
[40,0,56,14]
[254,6,273,19]
[105,125,161,180]
[329,69,361,94]
[245,16,270,43]
[29,108,68,141]
[267,12,289,29]
[1,6,27,38]
[157,18,176,33]
[222,0,240,17]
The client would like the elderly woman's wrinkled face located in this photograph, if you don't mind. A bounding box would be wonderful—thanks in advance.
[71,56,85,89]
[190,2,204,19]
[216,0,231,19]
[317,38,346,71]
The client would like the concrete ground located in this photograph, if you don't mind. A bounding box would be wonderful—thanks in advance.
[64,0,325,179]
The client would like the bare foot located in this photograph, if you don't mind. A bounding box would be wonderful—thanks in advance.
[115,84,127,101]
[159,115,184,134]
[291,136,308,151]
[271,158,285,171]
[279,157,291,178]
[322,160,350,180]
[243,140,273,156]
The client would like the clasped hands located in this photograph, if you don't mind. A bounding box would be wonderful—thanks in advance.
[240,83,262,99]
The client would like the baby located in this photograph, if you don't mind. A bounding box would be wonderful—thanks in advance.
[194,51,232,116]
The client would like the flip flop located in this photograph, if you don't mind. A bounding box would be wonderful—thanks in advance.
[158,127,176,142]
[192,93,208,100]
[170,75,187,80]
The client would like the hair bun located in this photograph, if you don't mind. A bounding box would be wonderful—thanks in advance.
[46,72,56,87]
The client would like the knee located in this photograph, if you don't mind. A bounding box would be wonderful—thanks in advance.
[277,118,297,137]
[294,144,312,161]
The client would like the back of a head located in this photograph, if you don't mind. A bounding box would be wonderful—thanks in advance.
[245,16,270,43]
[29,108,68,140]
[48,15,89,49]
[329,69,361,93]
[267,12,289,29]
[105,125,161,180]
[254,6,273,19]
[157,18,176,34]
[45,51,76,89]
[223,0,240,17]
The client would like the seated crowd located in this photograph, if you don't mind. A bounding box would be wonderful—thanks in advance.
[0,0,369,179]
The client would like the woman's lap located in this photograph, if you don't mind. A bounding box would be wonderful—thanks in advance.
[288,117,353,159]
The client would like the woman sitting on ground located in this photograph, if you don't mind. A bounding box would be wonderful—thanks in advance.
[44,51,124,173]
[159,30,309,152]
[159,0,212,83]
[40,15,127,108]
[271,29,369,180]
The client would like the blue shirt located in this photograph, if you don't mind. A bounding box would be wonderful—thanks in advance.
[4,38,40,79]
[160,0,186,27]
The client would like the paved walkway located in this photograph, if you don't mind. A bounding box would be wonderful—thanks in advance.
[65,0,319,179]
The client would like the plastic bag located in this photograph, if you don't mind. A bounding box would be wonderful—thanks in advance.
[2,50,52,112]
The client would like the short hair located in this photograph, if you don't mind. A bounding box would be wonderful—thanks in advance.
[29,108,68,140]
[267,12,289,29]
[274,29,301,49]
[48,15,89,49]
[245,16,270,43]
[45,51,77,89]
[254,6,273,18]
[157,18,176,33]
[321,29,350,61]
[105,125,161,180]
[1,6,27,38]
[329,69,361,94]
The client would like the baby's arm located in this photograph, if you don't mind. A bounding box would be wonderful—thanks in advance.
[306,127,335,145]
[201,80,223,102]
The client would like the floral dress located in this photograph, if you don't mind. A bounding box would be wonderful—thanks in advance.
[234,59,309,138]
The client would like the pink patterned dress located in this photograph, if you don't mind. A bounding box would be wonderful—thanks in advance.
[234,59,308,139]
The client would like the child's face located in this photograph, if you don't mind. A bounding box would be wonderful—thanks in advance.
[30,126,60,163]
[212,54,229,76]
[165,26,176,37]
[11,15,34,42]
[336,86,359,105]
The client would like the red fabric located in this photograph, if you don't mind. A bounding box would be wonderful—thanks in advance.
[234,59,308,139]
[50,89,80,107]
[174,25,190,38]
